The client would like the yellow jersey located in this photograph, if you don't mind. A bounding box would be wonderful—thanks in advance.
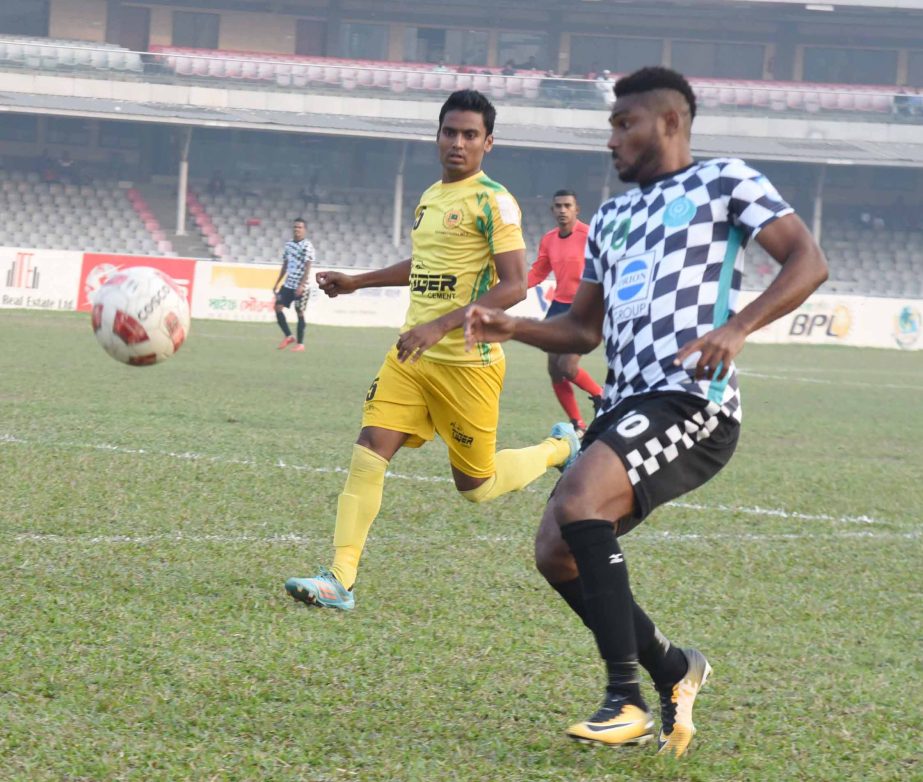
[403,171,525,366]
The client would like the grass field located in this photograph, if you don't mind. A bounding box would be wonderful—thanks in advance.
[1,309,921,782]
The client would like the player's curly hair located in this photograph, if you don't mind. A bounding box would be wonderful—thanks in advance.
[614,66,697,121]
[438,90,497,135]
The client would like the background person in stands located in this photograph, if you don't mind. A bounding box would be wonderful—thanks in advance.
[207,170,226,196]
[271,217,315,352]
[527,189,603,435]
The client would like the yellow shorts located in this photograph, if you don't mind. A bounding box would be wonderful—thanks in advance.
[361,347,505,479]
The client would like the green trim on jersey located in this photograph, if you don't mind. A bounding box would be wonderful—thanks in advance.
[707,224,743,404]
[469,263,493,364]
[477,175,504,192]
[475,192,495,255]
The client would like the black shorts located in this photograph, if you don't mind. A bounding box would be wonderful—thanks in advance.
[582,391,739,535]
[276,286,308,313]
[544,299,571,319]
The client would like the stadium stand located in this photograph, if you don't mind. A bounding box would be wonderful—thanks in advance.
[181,176,923,299]
[147,46,909,117]
[0,36,142,73]
[744,221,923,298]
[0,170,172,256]
[1,38,908,119]
[190,183,554,269]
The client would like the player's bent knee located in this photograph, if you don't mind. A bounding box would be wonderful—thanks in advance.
[460,474,498,503]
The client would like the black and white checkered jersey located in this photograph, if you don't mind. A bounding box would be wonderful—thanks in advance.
[583,157,793,422]
[282,239,315,289]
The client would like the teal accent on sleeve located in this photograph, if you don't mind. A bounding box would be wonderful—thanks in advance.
[707,225,743,404]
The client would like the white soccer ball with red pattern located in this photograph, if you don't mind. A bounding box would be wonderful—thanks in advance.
[91,266,190,366]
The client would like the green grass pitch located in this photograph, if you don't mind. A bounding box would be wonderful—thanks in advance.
[0,309,921,781]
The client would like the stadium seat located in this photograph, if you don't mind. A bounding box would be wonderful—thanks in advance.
[489,75,506,99]
[389,71,407,93]
[341,67,357,90]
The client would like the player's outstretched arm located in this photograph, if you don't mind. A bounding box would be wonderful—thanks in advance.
[675,213,828,380]
[465,280,605,355]
[396,249,527,362]
[316,259,411,298]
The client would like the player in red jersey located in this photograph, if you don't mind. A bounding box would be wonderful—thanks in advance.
[528,190,604,434]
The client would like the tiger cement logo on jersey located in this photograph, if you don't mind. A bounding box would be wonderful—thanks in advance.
[894,305,921,349]
[410,272,457,299]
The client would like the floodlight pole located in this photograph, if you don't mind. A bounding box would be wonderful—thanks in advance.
[393,141,408,248]
[176,127,193,236]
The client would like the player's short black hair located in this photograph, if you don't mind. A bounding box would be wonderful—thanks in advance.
[614,66,697,121]
[553,189,578,201]
[293,217,306,225]
[438,90,496,136]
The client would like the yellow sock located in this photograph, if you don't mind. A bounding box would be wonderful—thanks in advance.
[462,436,569,503]
[330,444,389,590]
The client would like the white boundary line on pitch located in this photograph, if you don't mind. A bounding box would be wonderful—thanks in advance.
[736,369,923,391]
[10,529,920,546]
[0,432,907,528]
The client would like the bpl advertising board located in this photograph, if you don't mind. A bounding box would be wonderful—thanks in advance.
[0,246,82,311]
[77,253,197,311]
[742,291,922,351]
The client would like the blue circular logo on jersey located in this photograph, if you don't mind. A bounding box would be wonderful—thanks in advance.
[663,196,696,227]
[617,259,648,301]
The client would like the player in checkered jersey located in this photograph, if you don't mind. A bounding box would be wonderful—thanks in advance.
[465,67,828,755]
[272,217,314,352]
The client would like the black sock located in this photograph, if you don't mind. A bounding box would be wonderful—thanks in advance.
[560,519,644,708]
[276,310,291,336]
[550,578,592,630]
[633,601,688,689]
[297,318,306,344]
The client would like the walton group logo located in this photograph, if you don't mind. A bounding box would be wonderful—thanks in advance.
[894,305,921,349]
[4,251,39,289]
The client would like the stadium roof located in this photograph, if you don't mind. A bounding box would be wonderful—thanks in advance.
[3,87,923,168]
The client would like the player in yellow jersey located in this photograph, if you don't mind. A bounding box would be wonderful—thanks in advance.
[285,90,580,610]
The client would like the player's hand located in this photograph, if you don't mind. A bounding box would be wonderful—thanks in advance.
[395,321,446,363]
[315,271,357,298]
[295,285,305,298]
[464,304,515,351]
[674,320,747,381]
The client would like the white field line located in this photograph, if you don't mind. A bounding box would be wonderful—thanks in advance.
[11,529,920,546]
[739,364,923,378]
[737,369,923,391]
[2,431,911,529]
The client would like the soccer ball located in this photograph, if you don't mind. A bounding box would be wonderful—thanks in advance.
[91,266,190,366]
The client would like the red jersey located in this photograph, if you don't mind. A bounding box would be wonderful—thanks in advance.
[526,221,589,304]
